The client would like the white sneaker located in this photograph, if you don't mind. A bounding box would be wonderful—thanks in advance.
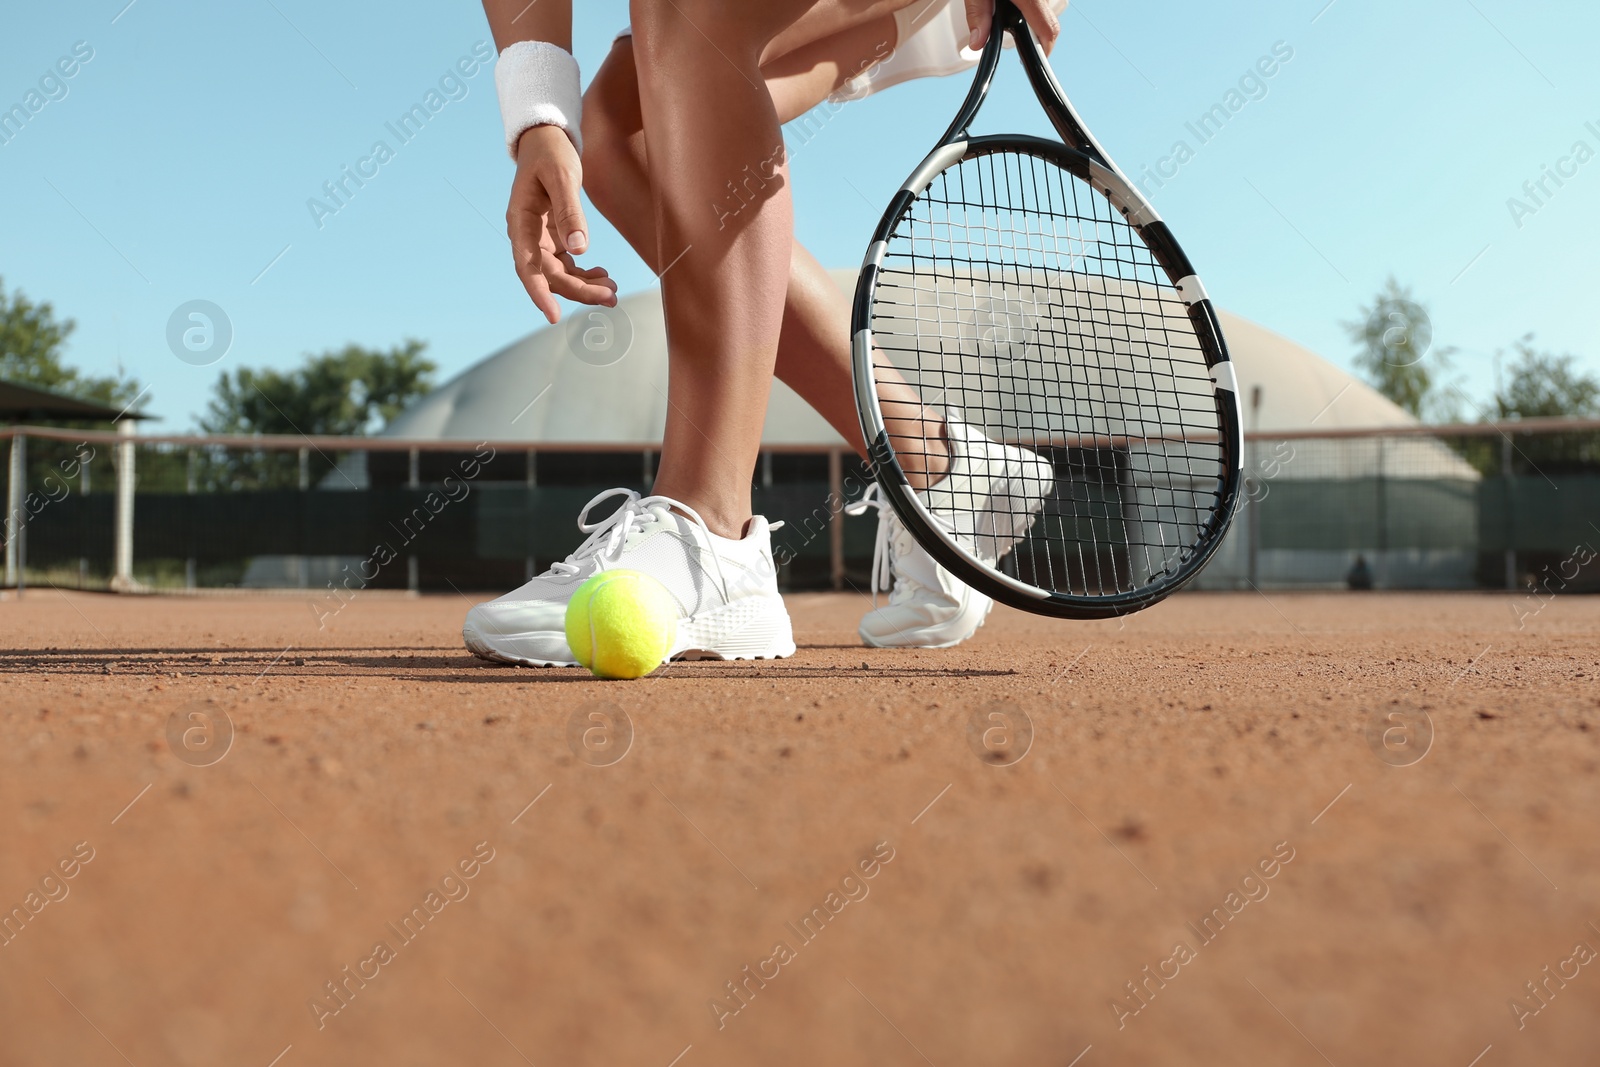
[463,488,796,667]
[848,484,993,648]
[848,410,1054,649]
[923,409,1057,563]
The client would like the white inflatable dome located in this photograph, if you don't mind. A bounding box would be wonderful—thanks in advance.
[384,270,1430,451]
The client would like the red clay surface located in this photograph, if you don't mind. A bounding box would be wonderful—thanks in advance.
[1,588,1597,1066]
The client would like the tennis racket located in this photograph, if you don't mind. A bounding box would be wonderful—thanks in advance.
[851,0,1243,619]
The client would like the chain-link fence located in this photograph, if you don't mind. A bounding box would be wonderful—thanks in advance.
[5,418,1598,596]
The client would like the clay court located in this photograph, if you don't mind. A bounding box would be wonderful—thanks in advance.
[2,589,1597,1066]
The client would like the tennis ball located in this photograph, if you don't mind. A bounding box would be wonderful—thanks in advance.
[565,569,678,679]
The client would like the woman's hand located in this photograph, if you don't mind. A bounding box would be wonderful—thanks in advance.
[506,124,618,323]
[964,0,1062,55]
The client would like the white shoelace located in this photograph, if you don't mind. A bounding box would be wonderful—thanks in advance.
[547,487,731,598]
[844,483,922,605]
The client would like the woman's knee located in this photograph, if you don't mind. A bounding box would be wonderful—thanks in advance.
[580,46,643,214]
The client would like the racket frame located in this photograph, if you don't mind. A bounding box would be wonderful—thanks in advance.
[850,0,1243,619]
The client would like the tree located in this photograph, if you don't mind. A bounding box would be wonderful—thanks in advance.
[1343,277,1455,420]
[0,276,142,410]
[201,339,435,436]
[197,340,436,489]
[1496,336,1600,419]
[1478,336,1600,475]
[0,277,149,502]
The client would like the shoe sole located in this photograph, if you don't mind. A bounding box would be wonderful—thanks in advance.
[673,594,797,661]
[463,626,576,668]
[860,602,990,649]
[463,594,796,669]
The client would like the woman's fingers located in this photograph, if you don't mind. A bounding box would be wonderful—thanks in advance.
[512,207,614,319]
[964,1,1062,54]
[1017,0,1062,53]
[514,125,591,255]
[547,272,621,306]
[504,125,610,320]
[963,0,994,51]
[563,258,616,285]
[543,160,589,256]
[546,251,620,306]
[508,200,561,323]
[522,266,561,324]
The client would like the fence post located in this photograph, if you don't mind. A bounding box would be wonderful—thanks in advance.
[5,433,24,592]
[1245,466,1260,589]
[1501,433,1516,590]
[1375,437,1387,589]
[525,448,536,582]
[828,448,844,592]
[407,447,420,594]
[79,441,90,587]
[1246,387,1262,590]
[186,446,198,590]
[111,421,138,593]
[294,446,310,589]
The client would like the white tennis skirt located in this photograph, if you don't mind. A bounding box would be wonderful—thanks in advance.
[615,0,1070,100]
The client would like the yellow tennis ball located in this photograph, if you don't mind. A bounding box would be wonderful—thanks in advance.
[565,570,678,679]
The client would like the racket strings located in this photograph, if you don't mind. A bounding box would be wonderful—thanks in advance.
[870,149,1226,598]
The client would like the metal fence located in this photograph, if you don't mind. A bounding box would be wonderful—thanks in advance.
[1195,418,1600,594]
[2,427,866,596]
[4,418,1598,597]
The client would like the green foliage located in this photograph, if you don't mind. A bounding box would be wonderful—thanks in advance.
[0,277,146,499]
[1496,336,1600,419]
[0,276,142,412]
[200,339,435,436]
[1490,336,1600,474]
[197,340,436,489]
[1343,277,1455,420]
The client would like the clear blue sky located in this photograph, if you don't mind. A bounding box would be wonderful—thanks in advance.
[2,0,1595,429]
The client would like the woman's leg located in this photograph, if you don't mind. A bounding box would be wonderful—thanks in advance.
[591,2,947,532]
[621,0,797,538]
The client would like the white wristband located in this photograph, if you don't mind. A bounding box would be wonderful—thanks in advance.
[494,40,583,159]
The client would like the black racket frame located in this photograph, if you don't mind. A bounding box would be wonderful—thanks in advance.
[850,0,1244,619]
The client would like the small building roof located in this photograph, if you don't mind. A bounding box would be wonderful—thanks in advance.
[0,380,152,423]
